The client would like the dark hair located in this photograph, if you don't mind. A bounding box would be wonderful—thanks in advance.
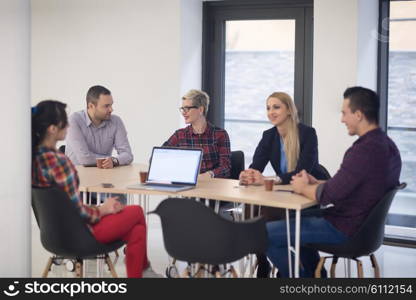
[343,86,380,124]
[32,100,68,157]
[86,85,111,106]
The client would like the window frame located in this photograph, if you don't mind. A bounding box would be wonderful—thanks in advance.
[377,0,416,247]
[202,0,314,128]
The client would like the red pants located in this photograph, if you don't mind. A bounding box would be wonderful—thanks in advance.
[92,205,148,278]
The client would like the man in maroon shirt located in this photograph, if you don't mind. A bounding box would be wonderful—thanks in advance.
[266,86,402,277]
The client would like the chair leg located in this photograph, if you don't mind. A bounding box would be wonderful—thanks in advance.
[42,257,54,278]
[194,264,205,278]
[330,257,338,278]
[230,265,238,278]
[315,257,327,278]
[355,259,364,278]
[346,258,352,277]
[75,260,83,278]
[114,250,119,257]
[249,254,256,278]
[105,256,118,278]
[182,266,190,278]
[369,254,380,278]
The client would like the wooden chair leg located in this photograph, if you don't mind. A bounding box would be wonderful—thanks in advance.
[114,250,119,257]
[230,265,238,278]
[271,266,277,277]
[369,254,380,278]
[330,256,338,278]
[42,257,54,278]
[75,261,83,278]
[194,264,205,278]
[182,267,190,278]
[251,255,256,277]
[105,256,118,278]
[315,257,327,278]
[356,259,364,278]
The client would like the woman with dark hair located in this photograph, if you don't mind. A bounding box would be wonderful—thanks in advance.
[32,100,157,278]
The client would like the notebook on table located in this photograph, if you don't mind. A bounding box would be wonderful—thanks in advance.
[127,147,203,192]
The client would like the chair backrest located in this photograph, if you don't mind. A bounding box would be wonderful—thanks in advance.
[316,164,331,180]
[310,183,406,258]
[230,150,245,180]
[32,187,122,258]
[58,145,65,154]
[150,197,267,265]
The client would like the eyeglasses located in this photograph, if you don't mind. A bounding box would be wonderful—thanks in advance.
[179,106,198,113]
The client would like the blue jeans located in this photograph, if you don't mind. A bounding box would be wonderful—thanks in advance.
[266,215,348,277]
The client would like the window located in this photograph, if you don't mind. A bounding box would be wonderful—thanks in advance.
[378,0,416,244]
[203,0,313,172]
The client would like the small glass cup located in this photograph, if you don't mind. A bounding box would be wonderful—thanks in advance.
[139,171,148,183]
[96,158,106,168]
[264,178,275,191]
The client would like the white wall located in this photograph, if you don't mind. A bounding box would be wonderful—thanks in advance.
[357,0,379,90]
[180,0,203,92]
[313,0,378,175]
[180,0,203,129]
[31,0,203,164]
[0,0,31,276]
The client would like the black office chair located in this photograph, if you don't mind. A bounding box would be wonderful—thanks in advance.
[207,150,245,212]
[150,197,267,277]
[230,150,245,180]
[213,150,245,209]
[316,164,331,180]
[58,145,66,154]
[308,183,406,278]
[32,187,124,278]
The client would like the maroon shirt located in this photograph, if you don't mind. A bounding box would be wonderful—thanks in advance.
[318,128,401,237]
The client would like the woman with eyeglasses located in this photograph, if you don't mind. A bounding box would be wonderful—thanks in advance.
[32,100,160,278]
[239,92,327,277]
[163,89,231,179]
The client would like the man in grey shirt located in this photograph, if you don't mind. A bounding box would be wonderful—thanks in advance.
[66,85,133,168]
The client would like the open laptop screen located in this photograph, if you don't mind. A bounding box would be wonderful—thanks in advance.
[147,147,202,185]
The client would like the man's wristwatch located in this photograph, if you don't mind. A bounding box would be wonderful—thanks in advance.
[111,157,119,167]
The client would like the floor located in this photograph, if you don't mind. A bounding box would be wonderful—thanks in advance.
[31,196,416,278]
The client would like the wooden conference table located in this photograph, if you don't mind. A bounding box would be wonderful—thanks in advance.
[76,163,317,278]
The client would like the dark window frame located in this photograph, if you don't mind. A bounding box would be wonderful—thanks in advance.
[202,0,314,128]
[377,0,390,131]
[378,0,416,247]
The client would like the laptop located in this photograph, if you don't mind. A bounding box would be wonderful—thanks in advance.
[127,147,203,192]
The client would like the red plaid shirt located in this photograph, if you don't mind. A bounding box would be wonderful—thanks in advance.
[32,146,101,224]
[163,123,231,178]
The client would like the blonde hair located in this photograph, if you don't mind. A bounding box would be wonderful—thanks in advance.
[268,92,300,172]
[182,89,210,117]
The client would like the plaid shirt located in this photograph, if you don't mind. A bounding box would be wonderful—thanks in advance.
[163,123,231,178]
[32,146,101,225]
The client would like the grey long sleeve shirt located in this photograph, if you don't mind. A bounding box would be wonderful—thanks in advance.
[66,110,133,166]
